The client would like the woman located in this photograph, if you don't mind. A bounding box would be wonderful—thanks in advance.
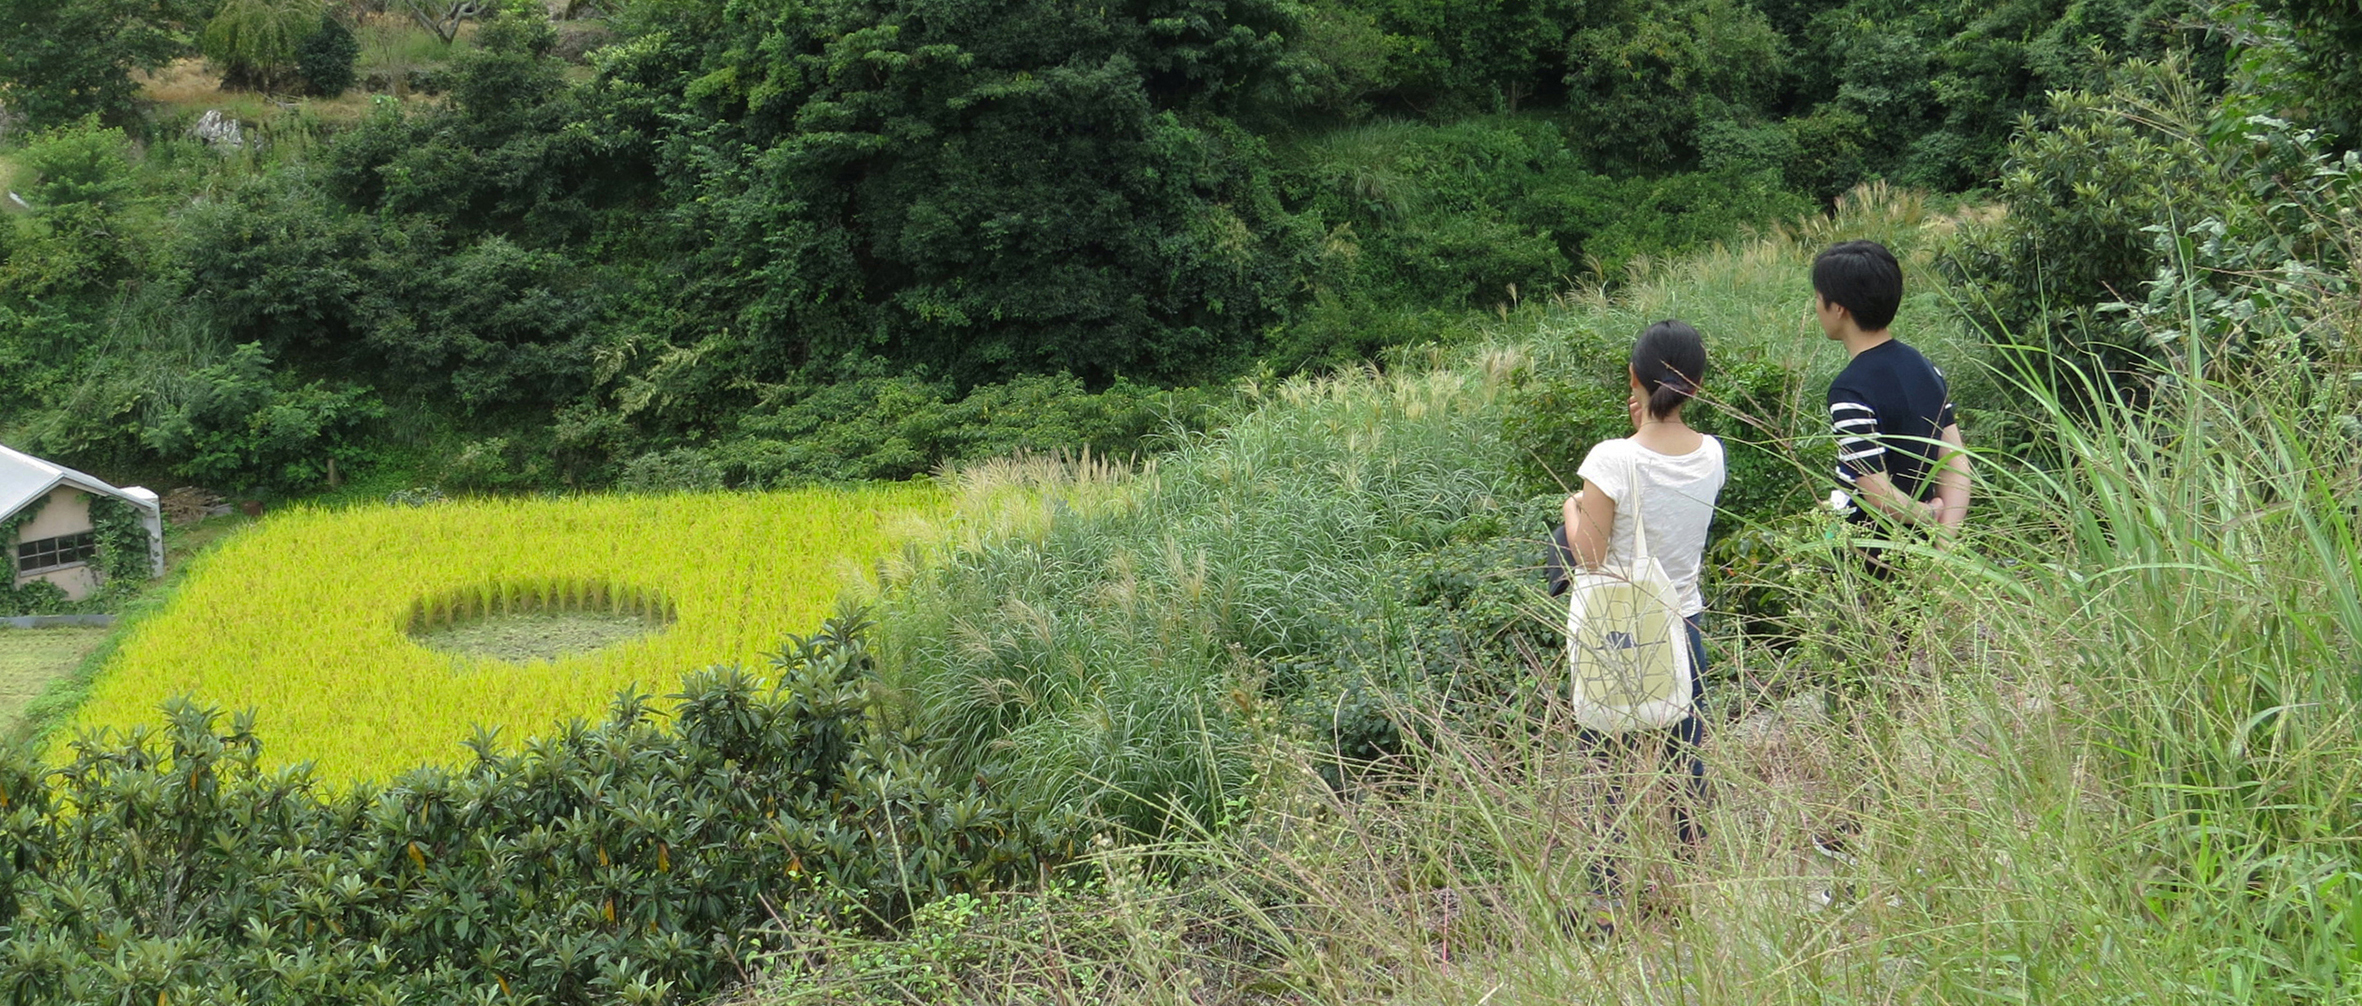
[1562,319,1724,895]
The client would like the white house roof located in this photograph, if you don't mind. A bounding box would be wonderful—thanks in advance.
[0,443,159,522]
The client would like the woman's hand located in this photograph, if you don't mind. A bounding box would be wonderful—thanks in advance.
[1627,391,1644,432]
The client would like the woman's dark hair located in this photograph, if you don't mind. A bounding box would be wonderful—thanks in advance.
[1811,239,1903,331]
[1632,319,1706,420]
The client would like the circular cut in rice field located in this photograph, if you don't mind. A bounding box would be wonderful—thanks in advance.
[410,609,671,664]
[53,488,940,779]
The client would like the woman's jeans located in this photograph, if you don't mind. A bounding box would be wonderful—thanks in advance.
[1584,615,1710,894]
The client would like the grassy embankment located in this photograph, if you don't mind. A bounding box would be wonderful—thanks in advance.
[742,187,2362,1004]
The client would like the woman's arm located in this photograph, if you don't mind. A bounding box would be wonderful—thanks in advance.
[1564,482,1617,569]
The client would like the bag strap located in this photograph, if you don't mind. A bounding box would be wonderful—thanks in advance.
[1623,444,1652,565]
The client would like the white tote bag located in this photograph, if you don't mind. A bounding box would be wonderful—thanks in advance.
[1565,451,1694,733]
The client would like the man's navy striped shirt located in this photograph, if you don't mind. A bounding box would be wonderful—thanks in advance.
[1828,339,1955,518]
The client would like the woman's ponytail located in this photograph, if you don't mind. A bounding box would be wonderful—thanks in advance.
[1632,320,1707,420]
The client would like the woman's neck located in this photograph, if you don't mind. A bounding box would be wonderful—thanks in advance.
[1632,414,1704,454]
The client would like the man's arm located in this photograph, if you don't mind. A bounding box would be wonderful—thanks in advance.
[1845,427,1967,528]
[1930,423,1969,528]
[1830,397,1933,523]
[1846,471,1936,524]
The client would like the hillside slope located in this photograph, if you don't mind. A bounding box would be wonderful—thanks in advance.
[749,187,2362,1005]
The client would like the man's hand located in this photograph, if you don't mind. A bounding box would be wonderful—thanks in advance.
[1849,425,1970,534]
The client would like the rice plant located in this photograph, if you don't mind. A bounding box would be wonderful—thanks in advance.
[49,486,938,780]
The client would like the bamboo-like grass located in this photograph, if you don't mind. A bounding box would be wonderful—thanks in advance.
[51,487,938,780]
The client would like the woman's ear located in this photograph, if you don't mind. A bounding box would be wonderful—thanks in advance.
[1627,366,1646,394]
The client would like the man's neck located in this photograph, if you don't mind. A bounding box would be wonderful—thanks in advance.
[1842,327,1895,359]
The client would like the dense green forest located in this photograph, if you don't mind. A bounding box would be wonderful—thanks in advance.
[0,0,2300,496]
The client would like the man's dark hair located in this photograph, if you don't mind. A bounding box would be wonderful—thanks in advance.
[1812,240,1903,331]
[1632,319,1707,420]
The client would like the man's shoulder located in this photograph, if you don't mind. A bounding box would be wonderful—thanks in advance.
[1832,338,1940,390]
[1881,338,1940,372]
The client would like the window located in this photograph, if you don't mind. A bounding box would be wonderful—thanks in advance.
[18,531,97,573]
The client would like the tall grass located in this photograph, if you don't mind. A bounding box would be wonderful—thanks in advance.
[1156,344,2362,1004]
[880,364,1523,836]
[756,188,2362,1004]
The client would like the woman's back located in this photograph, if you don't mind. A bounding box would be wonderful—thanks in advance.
[1575,436,1725,617]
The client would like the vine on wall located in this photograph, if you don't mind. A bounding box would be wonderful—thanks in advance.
[87,494,155,584]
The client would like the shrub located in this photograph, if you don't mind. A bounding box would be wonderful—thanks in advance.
[617,447,724,493]
[203,0,330,90]
[1955,54,2360,408]
[295,14,360,95]
[2,615,1077,1002]
[718,375,1231,488]
[135,343,384,494]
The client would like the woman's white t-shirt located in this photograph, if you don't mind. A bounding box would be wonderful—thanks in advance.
[1576,436,1726,617]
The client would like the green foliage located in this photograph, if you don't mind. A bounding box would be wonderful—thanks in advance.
[1955,54,2357,404]
[607,0,1309,387]
[2252,0,2362,143]
[85,495,151,584]
[1331,0,1582,113]
[1281,118,1617,311]
[173,172,608,413]
[13,119,135,213]
[0,0,197,127]
[438,436,545,493]
[137,342,385,493]
[0,579,70,617]
[1780,0,2218,194]
[758,879,1142,1003]
[881,367,1519,835]
[0,613,1075,1002]
[295,14,360,96]
[1562,0,1785,170]
[1271,117,1809,369]
[203,0,329,90]
[617,447,724,493]
[717,375,1230,488]
[8,118,140,287]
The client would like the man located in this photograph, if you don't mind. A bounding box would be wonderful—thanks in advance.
[1813,240,1969,545]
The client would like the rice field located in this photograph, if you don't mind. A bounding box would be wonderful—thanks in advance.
[52,488,939,780]
[0,627,110,737]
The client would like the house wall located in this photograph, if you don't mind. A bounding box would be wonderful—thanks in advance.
[13,487,101,600]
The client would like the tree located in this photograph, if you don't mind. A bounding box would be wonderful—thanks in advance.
[2254,0,2362,143]
[604,0,1311,387]
[296,14,360,95]
[10,117,139,287]
[0,0,199,127]
[1563,0,1784,170]
[202,0,328,91]
[395,0,491,45]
